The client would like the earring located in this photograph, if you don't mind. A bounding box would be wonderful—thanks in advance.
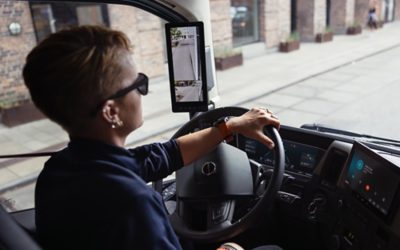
[111,118,124,129]
[116,120,124,128]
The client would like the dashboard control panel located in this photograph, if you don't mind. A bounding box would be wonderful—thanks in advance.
[344,142,400,219]
[238,136,325,177]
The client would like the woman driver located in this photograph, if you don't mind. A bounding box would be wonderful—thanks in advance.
[23,25,280,250]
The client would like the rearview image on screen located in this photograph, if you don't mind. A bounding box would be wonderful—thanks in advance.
[171,26,202,102]
[166,22,208,112]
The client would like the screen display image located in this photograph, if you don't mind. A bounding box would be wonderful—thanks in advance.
[345,143,400,216]
[239,137,324,176]
[165,22,208,112]
[171,26,202,102]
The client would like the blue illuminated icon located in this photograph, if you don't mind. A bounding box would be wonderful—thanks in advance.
[356,159,364,170]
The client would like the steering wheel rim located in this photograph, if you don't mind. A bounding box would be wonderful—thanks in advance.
[167,107,285,243]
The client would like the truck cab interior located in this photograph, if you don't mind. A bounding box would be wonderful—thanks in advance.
[1,0,400,250]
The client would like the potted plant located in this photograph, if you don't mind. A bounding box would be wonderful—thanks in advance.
[214,46,243,71]
[346,23,362,35]
[315,26,333,43]
[279,31,300,53]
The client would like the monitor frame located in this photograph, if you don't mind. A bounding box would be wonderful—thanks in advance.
[344,141,400,223]
[165,22,209,113]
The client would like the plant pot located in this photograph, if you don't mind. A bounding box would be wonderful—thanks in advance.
[346,25,362,35]
[315,32,333,43]
[214,53,243,71]
[0,101,45,127]
[279,40,300,53]
[377,20,384,28]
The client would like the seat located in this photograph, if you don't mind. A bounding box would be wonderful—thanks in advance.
[0,205,41,250]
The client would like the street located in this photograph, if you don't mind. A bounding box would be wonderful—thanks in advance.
[172,39,197,80]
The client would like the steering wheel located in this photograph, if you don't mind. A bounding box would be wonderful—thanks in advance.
[167,107,285,243]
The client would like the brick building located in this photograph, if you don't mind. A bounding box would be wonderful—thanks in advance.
[0,2,36,109]
[1,0,400,126]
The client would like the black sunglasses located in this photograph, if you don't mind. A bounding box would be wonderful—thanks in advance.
[89,72,148,117]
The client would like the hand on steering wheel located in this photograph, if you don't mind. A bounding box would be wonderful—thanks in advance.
[227,107,280,150]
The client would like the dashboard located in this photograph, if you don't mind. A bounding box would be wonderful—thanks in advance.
[344,142,400,219]
[9,120,400,250]
[239,134,400,222]
[237,136,325,178]
[228,125,400,250]
[158,107,400,249]
[175,111,400,250]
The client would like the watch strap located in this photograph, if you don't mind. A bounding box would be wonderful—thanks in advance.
[213,116,233,140]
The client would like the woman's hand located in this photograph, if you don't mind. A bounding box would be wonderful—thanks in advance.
[227,107,280,150]
[177,107,280,166]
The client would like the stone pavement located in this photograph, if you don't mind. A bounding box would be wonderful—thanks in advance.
[1,21,400,195]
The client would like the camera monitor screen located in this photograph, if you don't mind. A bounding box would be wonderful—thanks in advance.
[165,22,208,112]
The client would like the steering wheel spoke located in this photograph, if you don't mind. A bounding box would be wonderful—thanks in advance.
[207,200,235,230]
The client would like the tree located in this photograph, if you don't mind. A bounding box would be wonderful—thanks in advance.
[170,27,182,40]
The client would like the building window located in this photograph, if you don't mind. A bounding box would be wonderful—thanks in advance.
[326,0,331,27]
[291,0,297,32]
[384,0,395,22]
[230,0,260,47]
[30,2,110,42]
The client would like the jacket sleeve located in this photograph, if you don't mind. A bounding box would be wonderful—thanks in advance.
[129,139,184,182]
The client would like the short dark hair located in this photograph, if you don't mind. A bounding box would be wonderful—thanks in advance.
[23,25,132,130]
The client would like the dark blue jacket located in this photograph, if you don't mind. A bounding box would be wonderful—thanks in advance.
[35,138,184,250]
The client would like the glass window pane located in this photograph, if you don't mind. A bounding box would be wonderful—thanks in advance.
[0,0,169,211]
[231,0,260,46]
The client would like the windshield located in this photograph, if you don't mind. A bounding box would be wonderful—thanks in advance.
[1,0,400,211]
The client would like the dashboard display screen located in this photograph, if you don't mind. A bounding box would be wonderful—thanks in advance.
[345,142,400,216]
[239,137,324,176]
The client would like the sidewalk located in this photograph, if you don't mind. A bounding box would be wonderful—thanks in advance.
[1,21,400,193]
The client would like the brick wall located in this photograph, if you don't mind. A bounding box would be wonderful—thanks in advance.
[374,0,384,21]
[0,2,36,109]
[259,0,266,42]
[264,0,291,48]
[396,0,400,20]
[346,0,356,26]
[108,5,165,78]
[264,0,279,47]
[297,0,315,41]
[331,0,355,34]
[210,0,233,50]
[354,0,370,26]
[313,0,326,34]
[279,0,291,43]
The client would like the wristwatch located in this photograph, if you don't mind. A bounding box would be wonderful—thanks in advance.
[213,116,233,140]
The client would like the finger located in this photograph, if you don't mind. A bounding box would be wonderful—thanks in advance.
[255,107,273,115]
[262,115,280,130]
[256,130,275,149]
[270,113,279,119]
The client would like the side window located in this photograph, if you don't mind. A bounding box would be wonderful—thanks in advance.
[31,3,110,42]
[0,1,170,212]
